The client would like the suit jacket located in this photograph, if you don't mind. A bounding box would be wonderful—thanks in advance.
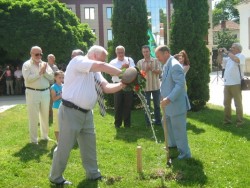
[160,56,191,116]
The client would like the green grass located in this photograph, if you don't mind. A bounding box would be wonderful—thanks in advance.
[0,104,249,188]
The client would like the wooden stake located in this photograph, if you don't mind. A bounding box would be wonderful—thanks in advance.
[137,146,142,173]
[161,107,171,166]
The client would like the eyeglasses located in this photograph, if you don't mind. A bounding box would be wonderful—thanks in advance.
[34,53,43,57]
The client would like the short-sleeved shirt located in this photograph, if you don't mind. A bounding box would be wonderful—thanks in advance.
[51,83,63,109]
[137,57,162,91]
[14,70,23,79]
[5,70,13,80]
[109,57,135,83]
[62,55,106,110]
[224,53,245,86]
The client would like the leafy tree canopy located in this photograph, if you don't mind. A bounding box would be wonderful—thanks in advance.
[0,0,95,65]
[111,0,148,63]
[212,0,240,27]
[215,29,238,49]
[171,0,210,111]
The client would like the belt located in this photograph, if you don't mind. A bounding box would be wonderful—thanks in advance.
[26,87,50,91]
[62,99,89,113]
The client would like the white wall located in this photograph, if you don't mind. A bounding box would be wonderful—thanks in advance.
[236,2,250,73]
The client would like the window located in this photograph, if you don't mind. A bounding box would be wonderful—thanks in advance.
[85,7,95,20]
[67,7,72,11]
[107,29,113,41]
[106,7,112,19]
[91,29,96,35]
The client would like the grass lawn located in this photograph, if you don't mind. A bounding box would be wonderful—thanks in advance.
[0,104,249,188]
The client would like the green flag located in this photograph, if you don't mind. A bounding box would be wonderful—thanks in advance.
[147,29,156,58]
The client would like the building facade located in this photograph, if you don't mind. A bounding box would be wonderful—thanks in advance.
[59,0,212,64]
[60,0,113,48]
[236,0,250,74]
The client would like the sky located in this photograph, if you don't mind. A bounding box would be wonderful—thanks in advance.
[212,0,221,9]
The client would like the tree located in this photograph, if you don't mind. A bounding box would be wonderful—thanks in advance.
[0,0,95,65]
[215,29,238,49]
[110,0,148,63]
[213,0,240,27]
[170,0,210,111]
[105,0,148,108]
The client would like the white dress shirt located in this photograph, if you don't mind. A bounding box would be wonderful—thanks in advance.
[62,55,106,110]
[224,53,245,86]
[109,57,135,83]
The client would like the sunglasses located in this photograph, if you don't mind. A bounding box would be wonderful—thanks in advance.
[34,53,43,57]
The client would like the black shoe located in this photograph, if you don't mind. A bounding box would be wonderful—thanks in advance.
[50,180,72,186]
[93,176,103,181]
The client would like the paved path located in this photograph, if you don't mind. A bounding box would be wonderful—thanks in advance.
[0,95,26,113]
[0,72,249,115]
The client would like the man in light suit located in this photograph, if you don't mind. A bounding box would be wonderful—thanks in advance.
[155,45,191,159]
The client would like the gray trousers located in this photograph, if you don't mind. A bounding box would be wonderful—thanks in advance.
[49,105,101,183]
[166,113,191,159]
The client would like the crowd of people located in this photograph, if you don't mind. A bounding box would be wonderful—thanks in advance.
[3,41,243,186]
[0,65,24,95]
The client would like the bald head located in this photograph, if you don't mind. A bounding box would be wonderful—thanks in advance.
[71,49,84,59]
[30,46,43,62]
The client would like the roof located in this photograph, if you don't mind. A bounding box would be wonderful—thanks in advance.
[213,20,239,31]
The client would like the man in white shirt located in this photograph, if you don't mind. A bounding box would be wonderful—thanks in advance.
[49,45,126,186]
[47,54,59,123]
[219,43,245,127]
[14,65,23,94]
[22,46,54,144]
[109,45,135,128]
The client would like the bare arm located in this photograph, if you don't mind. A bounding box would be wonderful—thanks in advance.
[51,89,62,101]
[90,62,122,76]
[220,48,240,63]
[227,53,240,63]
[101,81,126,94]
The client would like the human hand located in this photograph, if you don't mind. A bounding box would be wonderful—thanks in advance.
[122,63,129,69]
[39,62,47,75]
[160,97,170,108]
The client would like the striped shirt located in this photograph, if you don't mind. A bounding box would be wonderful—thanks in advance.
[137,58,162,91]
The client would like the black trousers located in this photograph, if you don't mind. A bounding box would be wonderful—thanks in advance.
[114,90,133,127]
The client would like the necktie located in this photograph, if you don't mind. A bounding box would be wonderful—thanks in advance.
[94,74,106,116]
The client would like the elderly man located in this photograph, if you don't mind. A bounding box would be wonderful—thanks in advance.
[156,45,191,160]
[109,45,135,128]
[218,43,245,127]
[22,46,54,144]
[49,45,126,185]
[71,49,84,59]
[47,54,59,123]
[14,66,23,95]
[137,45,162,126]
[48,54,59,72]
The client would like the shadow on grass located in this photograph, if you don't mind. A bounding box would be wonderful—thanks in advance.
[76,179,98,188]
[114,109,165,143]
[188,106,250,140]
[171,157,207,187]
[187,122,206,134]
[13,140,49,162]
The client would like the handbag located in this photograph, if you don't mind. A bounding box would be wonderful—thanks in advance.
[238,65,250,90]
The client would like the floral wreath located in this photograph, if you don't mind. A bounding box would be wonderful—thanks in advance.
[120,67,146,93]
